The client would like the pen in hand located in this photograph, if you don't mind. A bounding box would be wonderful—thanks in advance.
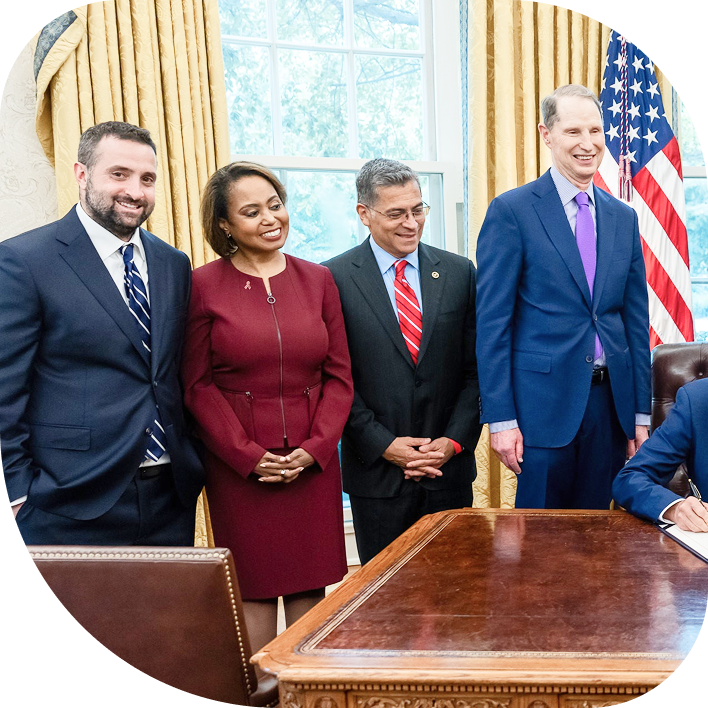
[688,478,702,502]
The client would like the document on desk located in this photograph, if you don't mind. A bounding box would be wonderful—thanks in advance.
[659,523,708,563]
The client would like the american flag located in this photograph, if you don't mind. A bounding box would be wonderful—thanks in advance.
[595,32,694,347]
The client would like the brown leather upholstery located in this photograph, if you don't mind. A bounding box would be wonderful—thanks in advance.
[29,546,278,706]
[651,342,708,497]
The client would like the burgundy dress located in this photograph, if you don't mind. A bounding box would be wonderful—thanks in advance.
[181,255,353,599]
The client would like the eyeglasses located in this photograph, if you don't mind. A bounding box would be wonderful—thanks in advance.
[363,202,430,222]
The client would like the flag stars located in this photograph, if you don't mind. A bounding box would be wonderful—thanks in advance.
[647,82,660,99]
[611,76,625,94]
[613,54,627,70]
[628,125,640,142]
[608,99,622,117]
[643,129,658,146]
[628,103,641,120]
[632,55,645,73]
[629,79,643,96]
[646,105,660,123]
[605,124,620,141]
[626,149,637,163]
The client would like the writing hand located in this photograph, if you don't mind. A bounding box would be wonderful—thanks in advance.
[664,497,708,533]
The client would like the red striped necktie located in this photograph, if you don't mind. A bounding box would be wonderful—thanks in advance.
[394,259,422,364]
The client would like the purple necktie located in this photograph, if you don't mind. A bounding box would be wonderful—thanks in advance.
[574,192,602,360]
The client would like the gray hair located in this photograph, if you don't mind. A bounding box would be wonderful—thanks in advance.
[541,84,602,130]
[356,158,421,207]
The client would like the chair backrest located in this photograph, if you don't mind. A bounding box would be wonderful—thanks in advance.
[652,342,708,426]
[651,343,708,497]
[29,546,261,705]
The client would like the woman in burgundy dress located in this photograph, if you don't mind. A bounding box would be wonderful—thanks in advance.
[181,162,353,653]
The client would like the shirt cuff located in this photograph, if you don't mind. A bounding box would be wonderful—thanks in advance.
[658,498,683,524]
[489,420,519,433]
[635,413,651,427]
[449,439,462,455]
[10,496,27,506]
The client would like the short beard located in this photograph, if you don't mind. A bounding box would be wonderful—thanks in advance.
[84,176,153,240]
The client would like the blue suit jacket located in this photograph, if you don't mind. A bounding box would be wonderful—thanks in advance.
[0,207,204,520]
[613,379,708,522]
[476,170,651,448]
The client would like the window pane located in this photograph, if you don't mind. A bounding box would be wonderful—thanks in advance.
[276,0,344,46]
[692,284,708,341]
[223,44,273,155]
[356,55,423,160]
[354,0,420,50]
[681,101,705,167]
[281,171,359,262]
[685,177,708,277]
[219,0,267,39]
[280,50,349,157]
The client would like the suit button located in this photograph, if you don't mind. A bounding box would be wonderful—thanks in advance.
[145,427,153,435]
[593,314,598,321]
[585,355,592,363]
[415,380,422,388]
[153,380,158,387]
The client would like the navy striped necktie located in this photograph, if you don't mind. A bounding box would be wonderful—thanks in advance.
[121,244,166,463]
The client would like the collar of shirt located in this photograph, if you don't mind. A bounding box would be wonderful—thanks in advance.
[76,203,149,301]
[549,166,597,240]
[368,235,420,277]
[550,165,595,210]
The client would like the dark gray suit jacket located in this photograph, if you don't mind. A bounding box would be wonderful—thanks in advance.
[325,239,481,499]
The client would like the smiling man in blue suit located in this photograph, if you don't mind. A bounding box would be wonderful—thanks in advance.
[0,121,204,545]
[476,85,651,509]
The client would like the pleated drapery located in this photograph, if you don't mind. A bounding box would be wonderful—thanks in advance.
[34,0,229,270]
[34,0,232,545]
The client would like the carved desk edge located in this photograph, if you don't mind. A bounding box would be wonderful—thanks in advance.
[253,509,687,702]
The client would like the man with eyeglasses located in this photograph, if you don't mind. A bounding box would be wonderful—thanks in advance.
[325,158,481,565]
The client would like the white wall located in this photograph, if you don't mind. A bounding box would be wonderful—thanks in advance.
[0,39,57,242]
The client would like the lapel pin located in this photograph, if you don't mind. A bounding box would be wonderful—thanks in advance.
[431,271,440,279]
[244,281,251,290]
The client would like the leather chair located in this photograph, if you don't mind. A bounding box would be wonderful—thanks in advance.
[29,546,278,706]
[651,342,708,497]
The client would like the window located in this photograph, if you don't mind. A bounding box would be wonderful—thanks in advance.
[680,100,708,341]
[218,0,464,259]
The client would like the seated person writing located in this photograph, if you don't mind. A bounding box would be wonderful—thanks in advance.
[613,379,708,533]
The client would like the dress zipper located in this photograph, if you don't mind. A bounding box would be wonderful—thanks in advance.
[267,291,288,447]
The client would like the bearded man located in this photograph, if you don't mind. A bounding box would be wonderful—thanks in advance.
[0,121,204,545]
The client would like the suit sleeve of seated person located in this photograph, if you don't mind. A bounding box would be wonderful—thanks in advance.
[613,379,708,532]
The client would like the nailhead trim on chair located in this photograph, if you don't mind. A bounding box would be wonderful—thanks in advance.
[30,548,253,696]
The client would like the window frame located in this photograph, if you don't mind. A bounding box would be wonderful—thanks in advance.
[219,0,465,255]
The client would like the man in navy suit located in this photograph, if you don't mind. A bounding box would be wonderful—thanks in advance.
[613,380,708,532]
[476,84,651,509]
[0,121,204,545]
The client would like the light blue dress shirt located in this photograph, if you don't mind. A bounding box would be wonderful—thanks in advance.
[369,236,423,320]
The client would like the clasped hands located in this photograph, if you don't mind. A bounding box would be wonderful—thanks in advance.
[254,448,314,483]
[383,436,455,480]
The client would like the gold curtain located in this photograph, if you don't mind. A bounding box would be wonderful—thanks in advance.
[34,0,231,545]
[468,0,673,509]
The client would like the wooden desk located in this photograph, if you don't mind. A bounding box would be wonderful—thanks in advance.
[254,509,707,708]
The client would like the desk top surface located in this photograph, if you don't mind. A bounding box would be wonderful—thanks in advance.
[256,510,707,684]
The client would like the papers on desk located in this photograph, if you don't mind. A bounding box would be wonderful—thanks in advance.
[658,523,708,563]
